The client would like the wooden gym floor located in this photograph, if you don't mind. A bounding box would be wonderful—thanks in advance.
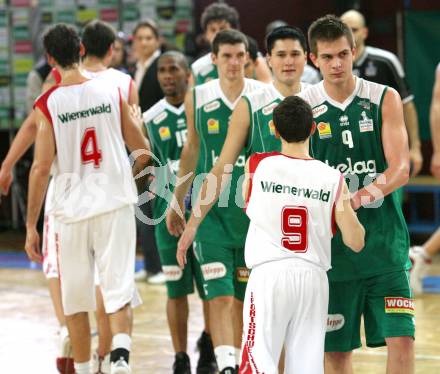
[0,232,439,373]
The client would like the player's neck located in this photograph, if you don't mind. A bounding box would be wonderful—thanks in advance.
[165,95,184,107]
[81,57,108,72]
[280,140,311,159]
[58,65,88,85]
[323,74,356,103]
[219,77,245,103]
[273,79,301,97]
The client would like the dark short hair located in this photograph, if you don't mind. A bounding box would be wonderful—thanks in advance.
[212,29,248,55]
[308,14,354,55]
[273,96,313,143]
[43,23,80,68]
[82,20,115,59]
[246,35,258,62]
[158,51,189,71]
[132,19,159,39]
[265,26,307,54]
[200,2,239,31]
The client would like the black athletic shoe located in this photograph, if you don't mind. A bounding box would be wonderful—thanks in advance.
[196,331,217,374]
[173,352,191,374]
[220,367,236,374]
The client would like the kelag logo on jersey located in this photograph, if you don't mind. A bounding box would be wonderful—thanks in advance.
[211,150,245,167]
[326,157,377,177]
[159,126,171,141]
[317,122,332,139]
[207,119,219,134]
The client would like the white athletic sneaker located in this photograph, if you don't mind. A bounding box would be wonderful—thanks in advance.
[134,269,147,281]
[92,351,111,373]
[110,358,131,374]
[409,246,431,294]
[147,271,166,285]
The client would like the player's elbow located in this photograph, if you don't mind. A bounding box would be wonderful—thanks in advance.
[31,161,51,178]
[398,162,410,186]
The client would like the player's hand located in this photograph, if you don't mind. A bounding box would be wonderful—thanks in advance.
[0,164,13,196]
[129,104,143,128]
[24,227,42,263]
[166,198,186,237]
[409,146,423,177]
[176,226,197,268]
[430,152,440,180]
[350,192,362,211]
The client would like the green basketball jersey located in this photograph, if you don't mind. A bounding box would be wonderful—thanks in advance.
[301,78,410,281]
[243,83,310,156]
[193,78,267,246]
[143,99,187,250]
[191,53,218,86]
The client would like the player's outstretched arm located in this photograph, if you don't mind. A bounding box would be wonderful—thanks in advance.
[335,180,365,252]
[25,110,55,263]
[167,89,200,238]
[430,68,440,179]
[0,112,38,195]
[179,98,250,241]
[351,88,410,210]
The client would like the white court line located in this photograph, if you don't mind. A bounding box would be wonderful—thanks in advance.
[354,350,440,361]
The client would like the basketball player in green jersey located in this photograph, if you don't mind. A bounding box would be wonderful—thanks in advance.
[175,26,310,260]
[142,51,216,374]
[167,30,266,374]
[303,15,413,374]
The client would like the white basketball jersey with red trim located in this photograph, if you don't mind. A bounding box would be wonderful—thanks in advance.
[83,68,133,102]
[245,152,343,270]
[36,79,137,223]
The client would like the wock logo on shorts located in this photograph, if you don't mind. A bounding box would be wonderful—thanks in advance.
[384,297,415,315]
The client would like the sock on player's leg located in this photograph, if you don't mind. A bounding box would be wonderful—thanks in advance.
[110,333,131,363]
[235,347,241,366]
[74,360,91,374]
[214,345,236,371]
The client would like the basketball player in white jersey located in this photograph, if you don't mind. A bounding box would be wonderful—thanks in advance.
[239,96,364,374]
[24,24,149,374]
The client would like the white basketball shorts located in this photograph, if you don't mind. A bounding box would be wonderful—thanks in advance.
[239,259,329,374]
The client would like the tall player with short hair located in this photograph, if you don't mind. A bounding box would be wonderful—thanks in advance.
[240,95,364,374]
[25,24,149,374]
[304,15,413,374]
[168,29,266,374]
[143,51,216,374]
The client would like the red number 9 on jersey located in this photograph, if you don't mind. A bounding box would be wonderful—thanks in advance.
[281,206,308,252]
[81,127,102,168]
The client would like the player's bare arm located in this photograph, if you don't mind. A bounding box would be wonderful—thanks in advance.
[128,80,140,106]
[167,89,200,238]
[430,68,440,179]
[403,100,423,177]
[242,157,250,203]
[176,98,250,253]
[0,111,37,195]
[254,55,272,83]
[25,109,56,263]
[335,180,365,252]
[351,88,410,209]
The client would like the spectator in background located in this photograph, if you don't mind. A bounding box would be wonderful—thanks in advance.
[244,35,259,79]
[341,9,423,177]
[110,32,129,74]
[265,19,321,84]
[131,20,165,284]
[25,58,52,114]
[131,19,163,113]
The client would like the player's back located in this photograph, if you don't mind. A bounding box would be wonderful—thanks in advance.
[36,78,137,223]
[83,67,133,102]
[245,152,342,270]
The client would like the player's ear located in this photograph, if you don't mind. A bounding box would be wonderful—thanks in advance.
[79,42,86,57]
[274,127,280,139]
[310,121,317,135]
[46,53,56,67]
[211,52,217,66]
[266,53,272,69]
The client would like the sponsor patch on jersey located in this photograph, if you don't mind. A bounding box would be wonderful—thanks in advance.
[262,102,278,116]
[317,122,332,139]
[177,118,186,128]
[384,297,415,315]
[204,100,220,113]
[358,111,374,132]
[312,104,328,118]
[162,265,183,281]
[326,314,345,332]
[268,120,275,135]
[207,118,220,134]
[153,111,168,125]
[201,262,226,280]
[236,267,250,282]
[159,126,171,140]
[339,115,349,127]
